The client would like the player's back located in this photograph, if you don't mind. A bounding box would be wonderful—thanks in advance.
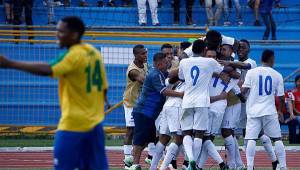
[179,57,223,108]
[244,66,284,118]
[51,43,108,132]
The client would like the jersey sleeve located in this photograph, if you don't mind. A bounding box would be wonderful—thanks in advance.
[99,54,108,90]
[183,45,193,57]
[211,59,223,74]
[50,51,81,78]
[242,70,252,88]
[276,74,284,96]
[152,72,167,94]
[178,62,185,81]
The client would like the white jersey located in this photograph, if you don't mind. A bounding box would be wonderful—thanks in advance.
[243,66,284,118]
[210,77,236,113]
[236,58,257,81]
[164,82,185,107]
[179,56,223,108]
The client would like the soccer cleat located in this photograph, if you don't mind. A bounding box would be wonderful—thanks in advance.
[129,164,142,170]
[272,160,279,170]
[144,157,152,165]
[182,160,189,170]
[236,165,246,170]
[187,160,196,170]
[123,156,133,167]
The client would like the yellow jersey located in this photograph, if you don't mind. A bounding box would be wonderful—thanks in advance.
[50,43,108,132]
[123,62,148,108]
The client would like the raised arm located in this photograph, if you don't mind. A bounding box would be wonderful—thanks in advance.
[0,56,52,76]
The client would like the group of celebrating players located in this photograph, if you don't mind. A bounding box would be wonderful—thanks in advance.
[122,30,287,170]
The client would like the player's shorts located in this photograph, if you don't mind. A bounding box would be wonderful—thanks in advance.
[236,103,247,129]
[124,105,135,127]
[132,112,156,146]
[159,106,182,136]
[206,110,224,135]
[221,103,241,129]
[180,107,209,131]
[54,123,108,170]
[245,114,282,140]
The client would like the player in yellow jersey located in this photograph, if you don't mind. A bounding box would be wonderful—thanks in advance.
[0,16,110,170]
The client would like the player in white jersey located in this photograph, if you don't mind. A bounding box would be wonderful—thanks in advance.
[178,40,225,170]
[242,49,287,170]
[197,49,235,170]
[221,40,279,169]
[149,81,185,170]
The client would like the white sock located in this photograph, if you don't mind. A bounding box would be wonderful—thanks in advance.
[234,137,244,167]
[182,146,189,161]
[193,138,203,162]
[260,135,277,162]
[183,135,194,161]
[274,140,286,169]
[150,142,165,170]
[124,145,133,159]
[246,140,256,169]
[160,143,179,170]
[224,135,236,168]
[197,141,208,168]
[148,142,156,156]
[206,140,223,164]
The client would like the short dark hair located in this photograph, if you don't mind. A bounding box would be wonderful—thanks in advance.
[206,30,222,44]
[295,74,300,83]
[240,39,250,48]
[192,39,206,55]
[133,44,145,55]
[161,43,173,51]
[180,41,192,51]
[153,52,166,63]
[261,49,274,63]
[61,16,85,39]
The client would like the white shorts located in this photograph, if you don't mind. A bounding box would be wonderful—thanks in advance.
[180,107,209,131]
[245,114,282,140]
[236,103,247,129]
[206,110,224,135]
[159,106,182,136]
[124,105,134,127]
[221,103,241,129]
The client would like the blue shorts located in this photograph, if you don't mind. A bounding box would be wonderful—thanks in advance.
[133,112,156,146]
[54,123,108,170]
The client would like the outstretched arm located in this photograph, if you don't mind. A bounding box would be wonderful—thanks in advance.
[0,56,52,76]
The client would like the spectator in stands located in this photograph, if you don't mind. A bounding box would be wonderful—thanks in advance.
[137,0,159,26]
[247,0,262,26]
[63,0,88,7]
[97,0,116,7]
[205,0,223,26]
[4,0,13,24]
[122,0,131,7]
[12,0,34,40]
[255,0,281,40]
[44,0,63,25]
[173,0,194,25]
[291,75,300,142]
[223,0,243,26]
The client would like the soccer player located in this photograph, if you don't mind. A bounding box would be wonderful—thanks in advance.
[129,52,184,170]
[178,39,225,170]
[242,49,287,170]
[123,45,148,169]
[221,39,279,169]
[0,16,110,170]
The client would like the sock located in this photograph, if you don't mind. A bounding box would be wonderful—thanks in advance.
[274,140,286,169]
[193,138,203,162]
[224,135,236,168]
[183,135,194,161]
[148,142,156,157]
[260,134,277,162]
[234,137,244,167]
[197,141,208,168]
[206,140,223,164]
[181,145,189,161]
[124,145,133,159]
[246,140,256,169]
[149,142,165,170]
[160,143,179,170]
[244,139,248,151]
